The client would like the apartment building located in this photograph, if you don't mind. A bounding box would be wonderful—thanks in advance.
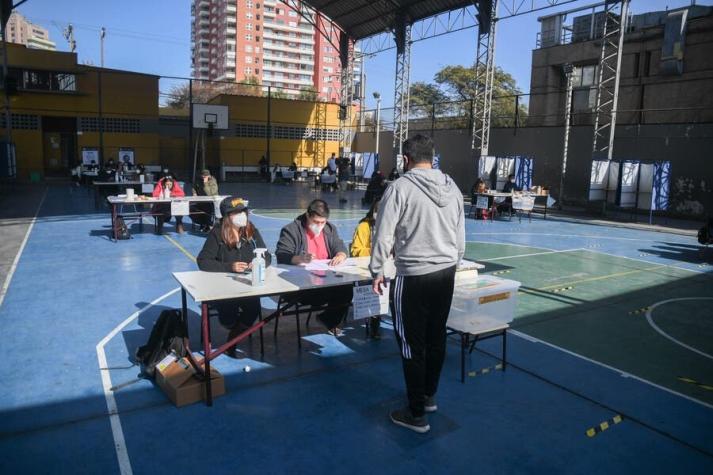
[4,11,56,51]
[191,0,357,102]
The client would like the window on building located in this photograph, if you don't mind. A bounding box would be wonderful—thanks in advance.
[256,36,260,42]
[246,0,253,8]
[19,69,77,92]
[245,34,252,41]
[246,12,253,19]
[571,65,598,112]
[288,10,297,17]
[256,25,260,31]
[289,21,297,27]
[246,23,252,31]
[245,44,253,52]
[256,3,260,9]
[256,14,261,20]
[255,68,260,75]
[324,57,333,63]
[245,67,253,75]
[246,56,253,63]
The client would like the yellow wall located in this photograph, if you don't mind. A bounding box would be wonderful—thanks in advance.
[209,94,343,169]
[1,43,159,180]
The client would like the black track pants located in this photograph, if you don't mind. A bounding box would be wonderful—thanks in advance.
[390,265,456,417]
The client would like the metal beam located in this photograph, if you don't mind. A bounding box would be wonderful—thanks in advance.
[471,0,498,156]
[392,15,412,171]
[591,0,630,161]
[356,0,580,57]
[339,30,355,154]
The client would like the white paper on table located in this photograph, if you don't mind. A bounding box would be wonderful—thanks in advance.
[303,258,359,271]
[352,282,390,320]
[141,184,153,194]
[476,196,490,209]
[171,200,190,216]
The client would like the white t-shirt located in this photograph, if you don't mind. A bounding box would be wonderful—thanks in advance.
[327,157,337,172]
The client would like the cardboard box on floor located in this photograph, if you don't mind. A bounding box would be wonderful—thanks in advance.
[155,354,225,407]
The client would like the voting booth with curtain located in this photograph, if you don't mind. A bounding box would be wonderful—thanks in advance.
[478,156,534,191]
[588,159,671,212]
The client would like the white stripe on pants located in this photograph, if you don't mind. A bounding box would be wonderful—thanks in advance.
[394,275,412,359]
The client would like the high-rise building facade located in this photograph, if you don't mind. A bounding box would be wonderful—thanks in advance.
[191,0,353,102]
[4,12,56,51]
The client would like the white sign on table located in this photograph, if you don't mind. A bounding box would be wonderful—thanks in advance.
[476,196,490,209]
[352,282,390,320]
[171,200,190,216]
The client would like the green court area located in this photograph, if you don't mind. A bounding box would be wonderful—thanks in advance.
[465,242,713,406]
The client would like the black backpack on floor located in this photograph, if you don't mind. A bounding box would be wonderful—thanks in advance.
[135,309,188,378]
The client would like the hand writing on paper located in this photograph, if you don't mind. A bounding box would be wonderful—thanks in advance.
[372,276,385,295]
[291,253,315,265]
[232,261,249,273]
[329,252,347,266]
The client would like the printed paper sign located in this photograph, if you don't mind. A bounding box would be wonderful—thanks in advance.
[171,200,190,216]
[475,196,490,209]
[352,282,390,320]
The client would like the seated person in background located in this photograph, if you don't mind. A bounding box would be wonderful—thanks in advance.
[388,167,400,181]
[289,161,298,172]
[498,174,521,214]
[152,176,186,234]
[502,174,521,193]
[470,178,490,220]
[105,158,116,171]
[135,163,146,175]
[192,169,219,232]
[275,199,352,335]
[351,199,382,338]
[363,170,386,205]
[197,197,271,356]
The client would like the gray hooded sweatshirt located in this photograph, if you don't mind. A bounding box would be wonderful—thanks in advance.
[370,167,465,277]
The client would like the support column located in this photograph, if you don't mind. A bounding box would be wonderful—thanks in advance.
[559,64,574,208]
[339,31,355,156]
[392,15,412,172]
[591,0,630,161]
[471,0,498,159]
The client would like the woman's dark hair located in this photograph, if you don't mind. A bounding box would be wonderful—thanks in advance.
[162,177,175,188]
[362,198,380,225]
[307,199,329,218]
[221,211,255,249]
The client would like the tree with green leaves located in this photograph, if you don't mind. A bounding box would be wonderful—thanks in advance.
[409,64,528,127]
[298,86,319,101]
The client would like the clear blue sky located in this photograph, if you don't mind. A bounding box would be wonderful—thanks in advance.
[18,0,711,109]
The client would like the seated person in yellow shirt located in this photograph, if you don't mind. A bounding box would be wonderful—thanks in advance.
[351,199,382,338]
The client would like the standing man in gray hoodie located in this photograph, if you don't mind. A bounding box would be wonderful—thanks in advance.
[370,134,465,433]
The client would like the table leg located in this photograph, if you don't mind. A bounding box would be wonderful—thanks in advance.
[502,330,508,371]
[461,333,467,383]
[201,302,213,406]
[111,203,118,241]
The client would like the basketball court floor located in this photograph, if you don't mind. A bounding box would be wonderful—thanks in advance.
[0,182,711,474]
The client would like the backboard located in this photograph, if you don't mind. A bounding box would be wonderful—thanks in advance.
[192,104,229,130]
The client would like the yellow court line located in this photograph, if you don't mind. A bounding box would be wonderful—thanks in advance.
[162,234,197,263]
[536,265,667,291]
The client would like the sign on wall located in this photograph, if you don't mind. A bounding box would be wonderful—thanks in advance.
[119,148,135,165]
[82,148,99,165]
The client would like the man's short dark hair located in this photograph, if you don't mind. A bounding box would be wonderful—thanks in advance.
[307,199,330,218]
[402,134,434,164]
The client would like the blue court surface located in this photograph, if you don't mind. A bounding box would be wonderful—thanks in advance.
[1,183,712,474]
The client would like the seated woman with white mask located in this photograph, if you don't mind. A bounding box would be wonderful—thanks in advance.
[197,197,271,356]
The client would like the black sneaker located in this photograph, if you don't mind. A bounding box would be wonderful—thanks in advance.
[424,396,437,413]
[369,316,381,339]
[390,408,430,433]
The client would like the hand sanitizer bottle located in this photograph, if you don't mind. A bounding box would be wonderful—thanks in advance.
[251,248,267,286]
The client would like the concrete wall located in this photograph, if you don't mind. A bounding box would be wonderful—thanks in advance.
[353,122,713,217]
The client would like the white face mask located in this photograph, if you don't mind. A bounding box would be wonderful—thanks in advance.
[232,213,248,227]
[308,223,324,236]
[373,213,378,220]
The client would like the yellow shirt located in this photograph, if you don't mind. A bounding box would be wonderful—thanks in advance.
[350,221,372,257]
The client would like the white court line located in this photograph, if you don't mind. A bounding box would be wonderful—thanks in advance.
[509,330,713,411]
[466,239,556,252]
[480,248,582,262]
[96,287,180,475]
[580,248,706,275]
[645,298,713,361]
[471,232,656,242]
[0,188,47,310]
